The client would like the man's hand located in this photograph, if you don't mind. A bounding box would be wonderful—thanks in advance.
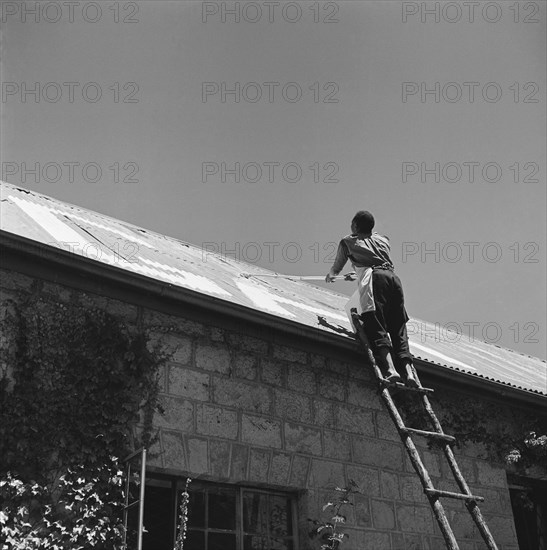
[326,270,355,282]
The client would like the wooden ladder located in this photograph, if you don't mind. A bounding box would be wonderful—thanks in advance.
[350,310,499,550]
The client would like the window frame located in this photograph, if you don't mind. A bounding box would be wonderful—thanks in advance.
[143,475,299,550]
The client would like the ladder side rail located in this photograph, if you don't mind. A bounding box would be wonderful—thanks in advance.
[351,317,384,382]
[463,501,500,550]
[414,370,500,550]
[410,367,450,437]
[442,444,500,550]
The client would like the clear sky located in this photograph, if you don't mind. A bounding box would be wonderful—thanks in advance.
[1,1,546,359]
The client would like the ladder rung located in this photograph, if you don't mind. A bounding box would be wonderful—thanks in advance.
[400,427,456,443]
[425,488,484,502]
[378,378,434,393]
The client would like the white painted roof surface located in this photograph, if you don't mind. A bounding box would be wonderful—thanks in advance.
[1,181,545,397]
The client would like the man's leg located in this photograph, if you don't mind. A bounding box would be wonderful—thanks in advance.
[392,323,418,387]
[386,274,418,387]
[361,288,401,383]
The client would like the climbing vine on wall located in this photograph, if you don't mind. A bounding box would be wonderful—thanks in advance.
[398,389,547,473]
[0,295,169,549]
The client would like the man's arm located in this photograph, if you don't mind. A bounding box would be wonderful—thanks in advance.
[325,240,348,282]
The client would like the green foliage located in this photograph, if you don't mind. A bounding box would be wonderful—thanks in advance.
[308,480,360,550]
[0,296,168,549]
[1,462,124,549]
[505,432,547,468]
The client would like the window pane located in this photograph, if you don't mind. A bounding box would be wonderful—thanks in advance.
[209,490,236,530]
[270,496,292,538]
[510,487,540,550]
[188,491,206,528]
[126,505,139,550]
[143,484,173,550]
[243,492,268,534]
[185,530,205,550]
[209,532,237,550]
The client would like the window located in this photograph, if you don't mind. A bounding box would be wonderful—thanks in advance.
[509,476,547,550]
[142,477,298,550]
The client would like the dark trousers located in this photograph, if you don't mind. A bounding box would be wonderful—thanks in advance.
[360,269,412,368]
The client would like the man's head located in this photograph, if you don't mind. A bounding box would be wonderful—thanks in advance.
[352,210,375,234]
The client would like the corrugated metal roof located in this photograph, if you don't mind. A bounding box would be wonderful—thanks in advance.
[1,181,545,397]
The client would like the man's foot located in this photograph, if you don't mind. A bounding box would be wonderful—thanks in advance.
[375,352,402,384]
[404,363,419,388]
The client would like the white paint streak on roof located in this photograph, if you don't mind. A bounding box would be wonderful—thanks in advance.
[235,279,296,318]
[274,294,348,322]
[10,195,119,265]
[56,209,157,250]
[11,195,84,244]
[140,258,231,296]
[410,341,477,372]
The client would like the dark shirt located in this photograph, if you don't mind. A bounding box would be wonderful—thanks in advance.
[331,232,393,274]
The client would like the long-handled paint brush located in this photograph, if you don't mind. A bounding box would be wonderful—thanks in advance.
[240,271,356,281]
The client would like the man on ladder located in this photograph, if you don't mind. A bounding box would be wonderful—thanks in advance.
[326,211,499,550]
[325,210,418,387]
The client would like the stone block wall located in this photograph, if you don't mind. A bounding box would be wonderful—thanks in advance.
[0,268,521,549]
